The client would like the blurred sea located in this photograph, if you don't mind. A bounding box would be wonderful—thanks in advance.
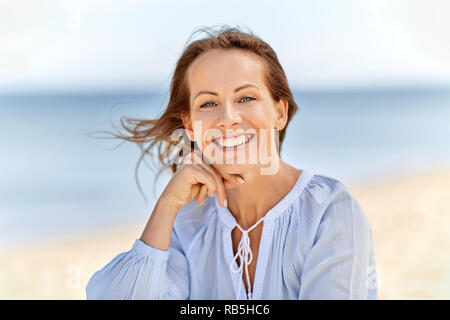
[1,89,450,251]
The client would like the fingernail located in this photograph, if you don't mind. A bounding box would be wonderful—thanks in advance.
[237,177,245,184]
[223,199,228,207]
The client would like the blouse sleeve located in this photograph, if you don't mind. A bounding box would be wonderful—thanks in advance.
[86,227,190,300]
[298,196,378,300]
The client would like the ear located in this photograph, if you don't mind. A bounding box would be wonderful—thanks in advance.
[274,98,289,131]
[180,110,194,141]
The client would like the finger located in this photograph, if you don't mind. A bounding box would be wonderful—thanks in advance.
[189,183,201,201]
[192,148,241,189]
[192,151,228,207]
[220,171,245,187]
[193,149,243,198]
[196,184,208,206]
[223,179,242,189]
[188,165,217,198]
[196,147,244,187]
[194,164,222,203]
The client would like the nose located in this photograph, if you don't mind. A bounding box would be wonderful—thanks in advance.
[216,101,242,128]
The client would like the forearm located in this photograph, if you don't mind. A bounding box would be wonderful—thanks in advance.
[140,196,180,251]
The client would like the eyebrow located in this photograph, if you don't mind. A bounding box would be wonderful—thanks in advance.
[193,83,260,101]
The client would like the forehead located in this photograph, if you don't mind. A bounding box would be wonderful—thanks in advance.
[187,49,266,93]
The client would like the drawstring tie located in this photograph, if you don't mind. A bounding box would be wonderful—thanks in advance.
[229,216,265,300]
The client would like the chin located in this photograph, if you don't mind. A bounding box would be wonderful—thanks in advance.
[212,162,255,175]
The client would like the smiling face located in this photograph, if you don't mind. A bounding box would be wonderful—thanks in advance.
[181,49,288,175]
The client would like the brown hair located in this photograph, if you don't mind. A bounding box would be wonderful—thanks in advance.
[93,25,299,203]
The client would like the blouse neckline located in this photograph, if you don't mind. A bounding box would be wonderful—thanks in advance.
[214,169,314,228]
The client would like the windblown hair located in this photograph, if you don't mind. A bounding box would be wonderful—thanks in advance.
[93,25,299,203]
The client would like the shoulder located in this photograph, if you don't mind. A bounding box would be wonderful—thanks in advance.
[301,173,364,215]
[171,197,216,251]
[302,173,352,207]
[298,173,371,246]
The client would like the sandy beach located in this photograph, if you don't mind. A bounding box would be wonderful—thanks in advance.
[1,166,450,300]
[349,166,450,299]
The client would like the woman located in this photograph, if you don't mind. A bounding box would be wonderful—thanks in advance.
[86,26,378,300]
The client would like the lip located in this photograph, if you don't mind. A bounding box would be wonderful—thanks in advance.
[211,133,251,142]
[213,134,255,152]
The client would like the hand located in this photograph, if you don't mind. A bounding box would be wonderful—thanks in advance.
[160,150,244,210]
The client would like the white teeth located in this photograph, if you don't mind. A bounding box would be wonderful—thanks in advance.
[216,135,249,147]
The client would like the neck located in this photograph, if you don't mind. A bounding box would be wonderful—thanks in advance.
[225,160,301,229]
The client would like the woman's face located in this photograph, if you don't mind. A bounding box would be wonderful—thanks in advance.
[182,49,288,176]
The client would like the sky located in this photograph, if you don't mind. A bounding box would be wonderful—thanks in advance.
[1,0,450,93]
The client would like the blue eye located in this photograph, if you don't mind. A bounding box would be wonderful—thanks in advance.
[200,101,216,108]
[200,96,255,109]
[239,96,255,103]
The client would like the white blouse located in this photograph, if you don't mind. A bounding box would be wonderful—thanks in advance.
[86,170,378,299]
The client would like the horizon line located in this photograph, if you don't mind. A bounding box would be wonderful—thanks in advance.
[1,83,450,97]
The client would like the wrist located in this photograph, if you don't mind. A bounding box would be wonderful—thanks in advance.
[141,195,180,250]
[154,193,181,218]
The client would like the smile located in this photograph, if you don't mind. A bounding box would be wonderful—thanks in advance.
[213,134,255,151]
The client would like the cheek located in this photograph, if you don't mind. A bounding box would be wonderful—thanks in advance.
[242,104,277,129]
[190,113,215,143]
